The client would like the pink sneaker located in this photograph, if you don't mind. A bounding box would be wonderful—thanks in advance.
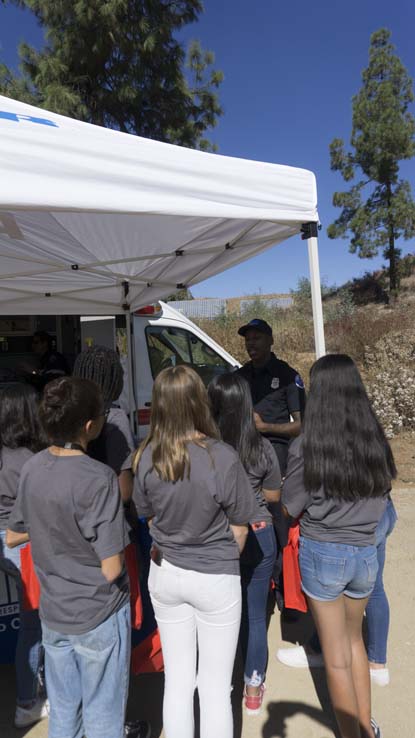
[244,683,265,715]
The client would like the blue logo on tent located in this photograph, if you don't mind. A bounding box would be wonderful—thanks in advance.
[0,111,58,127]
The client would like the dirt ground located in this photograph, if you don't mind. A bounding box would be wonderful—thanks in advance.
[390,431,415,486]
[1,486,414,738]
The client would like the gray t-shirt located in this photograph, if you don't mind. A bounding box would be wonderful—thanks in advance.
[282,436,388,546]
[9,450,130,634]
[246,437,281,524]
[0,446,33,530]
[88,406,135,475]
[134,440,260,575]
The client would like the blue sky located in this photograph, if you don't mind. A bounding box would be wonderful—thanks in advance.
[1,0,414,297]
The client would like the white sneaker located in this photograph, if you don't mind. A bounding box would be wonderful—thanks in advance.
[276,645,324,668]
[370,667,390,687]
[371,717,382,738]
[15,699,49,728]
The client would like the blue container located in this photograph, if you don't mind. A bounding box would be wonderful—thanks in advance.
[0,569,19,664]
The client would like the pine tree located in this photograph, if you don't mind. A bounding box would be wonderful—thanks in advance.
[0,0,223,149]
[166,287,193,301]
[328,28,415,296]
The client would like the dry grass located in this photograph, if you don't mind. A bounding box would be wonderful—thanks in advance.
[193,295,415,436]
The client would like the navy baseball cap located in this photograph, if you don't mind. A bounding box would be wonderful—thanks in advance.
[238,318,273,337]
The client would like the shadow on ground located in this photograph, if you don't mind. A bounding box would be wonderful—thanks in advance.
[1,598,337,738]
[0,664,35,738]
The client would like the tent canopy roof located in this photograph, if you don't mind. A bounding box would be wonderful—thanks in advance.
[0,95,318,315]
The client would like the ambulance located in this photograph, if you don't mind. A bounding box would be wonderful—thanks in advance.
[81,300,241,438]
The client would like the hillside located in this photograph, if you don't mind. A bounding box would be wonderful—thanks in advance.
[194,253,415,440]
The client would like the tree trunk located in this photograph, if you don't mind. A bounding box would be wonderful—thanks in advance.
[386,183,398,298]
[389,240,398,293]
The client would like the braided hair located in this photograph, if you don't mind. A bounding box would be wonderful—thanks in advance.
[73,345,124,408]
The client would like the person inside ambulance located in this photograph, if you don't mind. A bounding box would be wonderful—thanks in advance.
[237,319,305,477]
[30,331,69,389]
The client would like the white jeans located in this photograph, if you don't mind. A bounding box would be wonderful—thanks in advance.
[148,558,241,738]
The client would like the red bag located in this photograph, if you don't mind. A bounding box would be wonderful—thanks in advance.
[131,629,164,675]
[20,544,40,611]
[20,541,143,629]
[282,523,307,613]
[124,542,143,630]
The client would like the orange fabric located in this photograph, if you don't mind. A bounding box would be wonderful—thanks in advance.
[282,524,307,613]
[19,541,143,627]
[20,544,40,611]
[131,629,164,675]
[125,542,143,630]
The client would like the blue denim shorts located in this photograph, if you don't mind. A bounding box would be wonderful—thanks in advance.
[299,537,378,602]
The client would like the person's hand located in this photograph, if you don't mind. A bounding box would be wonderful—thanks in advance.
[254,412,268,433]
[17,361,37,374]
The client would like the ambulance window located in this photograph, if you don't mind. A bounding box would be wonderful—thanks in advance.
[145,326,232,384]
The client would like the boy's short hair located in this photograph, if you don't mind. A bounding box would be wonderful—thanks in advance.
[40,377,104,443]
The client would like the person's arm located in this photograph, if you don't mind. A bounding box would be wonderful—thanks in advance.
[254,410,301,438]
[101,552,124,583]
[230,524,248,553]
[80,473,129,575]
[260,439,282,510]
[118,469,133,503]
[281,441,310,522]
[220,457,258,554]
[262,487,281,503]
[7,478,30,547]
[6,529,30,548]
[132,463,155,522]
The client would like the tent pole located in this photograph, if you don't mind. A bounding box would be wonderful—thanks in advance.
[125,310,136,435]
[302,223,326,358]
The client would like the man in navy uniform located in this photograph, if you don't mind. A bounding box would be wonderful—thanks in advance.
[237,318,305,476]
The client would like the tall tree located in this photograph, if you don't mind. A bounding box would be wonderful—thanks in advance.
[328,28,415,295]
[166,287,193,301]
[0,0,223,149]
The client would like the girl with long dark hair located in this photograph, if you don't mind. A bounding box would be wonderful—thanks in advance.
[208,373,281,715]
[282,354,396,738]
[0,384,47,729]
[133,365,259,738]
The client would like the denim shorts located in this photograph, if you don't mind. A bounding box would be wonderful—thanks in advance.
[299,537,378,602]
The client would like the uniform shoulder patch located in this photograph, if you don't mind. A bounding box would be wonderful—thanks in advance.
[295,374,304,389]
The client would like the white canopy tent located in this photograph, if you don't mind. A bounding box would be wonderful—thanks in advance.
[0,94,325,360]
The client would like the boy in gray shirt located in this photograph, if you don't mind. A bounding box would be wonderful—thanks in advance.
[7,377,131,738]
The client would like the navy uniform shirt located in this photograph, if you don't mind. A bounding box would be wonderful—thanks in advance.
[238,352,305,474]
[39,350,69,379]
[25,350,69,392]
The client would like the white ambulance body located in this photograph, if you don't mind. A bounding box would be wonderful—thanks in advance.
[81,301,240,439]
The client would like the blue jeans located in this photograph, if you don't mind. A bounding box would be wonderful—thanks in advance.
[299,537,378,601]
[240,524,277,686]
[366,499,397,664]
[42,603,131,738]
[0,530,43,705]
[308,500,398,658]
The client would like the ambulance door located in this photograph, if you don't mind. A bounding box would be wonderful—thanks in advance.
[132,306,239,439]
